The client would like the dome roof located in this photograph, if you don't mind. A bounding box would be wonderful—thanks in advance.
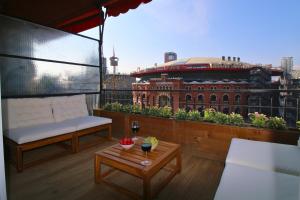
[159,57,247,67]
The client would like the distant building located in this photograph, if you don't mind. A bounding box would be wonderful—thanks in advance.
[279,68,300,126]
[102,57,108,75]
[103,74,136,90]
[164,52,177,63]
[281,57,293,75]
[131,56,282,116]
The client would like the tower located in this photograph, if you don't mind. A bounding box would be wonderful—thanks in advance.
[110,47,119,74]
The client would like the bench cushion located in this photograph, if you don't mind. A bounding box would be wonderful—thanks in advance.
[1,98,55,130]
[4,121,77,144]
[226,138,300,176]
[65,116,112,131]
[214,163,300,200]
[51,95,89,122]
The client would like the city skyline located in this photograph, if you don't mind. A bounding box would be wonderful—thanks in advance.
[81,0,300,74]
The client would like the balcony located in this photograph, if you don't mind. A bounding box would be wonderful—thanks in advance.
[1,6,300,200]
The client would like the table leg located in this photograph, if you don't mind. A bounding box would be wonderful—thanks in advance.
[176,149,182,173]
[143,177,151,200]
[94,155,102,183]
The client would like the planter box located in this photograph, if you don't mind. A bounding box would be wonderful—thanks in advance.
[93,109,128,139]
[94,109,300,162]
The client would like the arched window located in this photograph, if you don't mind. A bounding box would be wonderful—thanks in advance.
[235,95,241,104]
[223,95,229,102]
[198,95,204,103]
[210,95,217,102]
[186,95,192,102]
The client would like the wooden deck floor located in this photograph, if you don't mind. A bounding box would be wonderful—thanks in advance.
[5,138,224,200]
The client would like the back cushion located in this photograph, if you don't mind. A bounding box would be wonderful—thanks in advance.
[51,95,88,122]
[1,98,55,130]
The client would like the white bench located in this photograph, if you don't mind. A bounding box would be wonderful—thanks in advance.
[2,94,112,172]
[214,138,300,200]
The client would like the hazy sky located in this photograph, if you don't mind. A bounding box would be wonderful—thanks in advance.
[81,0,300,74]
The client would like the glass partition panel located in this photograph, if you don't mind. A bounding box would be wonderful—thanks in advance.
[0,57,100,96]
[0,15,99,66]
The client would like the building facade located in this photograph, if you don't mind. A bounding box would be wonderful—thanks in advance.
[131,56,282,116]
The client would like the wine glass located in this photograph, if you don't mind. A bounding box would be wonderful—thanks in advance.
[131,121,140,141]
[141,143,152,166]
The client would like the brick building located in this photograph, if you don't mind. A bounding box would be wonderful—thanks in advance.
[131,57,282,116]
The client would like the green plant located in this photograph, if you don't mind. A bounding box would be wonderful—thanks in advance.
[188,110,201,121]
[159,106,172,118]
[131,104,141,114]
[148,106,161,117]
[121,104,132,113]
[111,102,122,112]
[203,108,216,122]
[248,112,268,128]
[175,109,189,120]
[228,113,244,126]
[297,121,300,130]
[213,112,229,124]
[103,103,112,111]
[141,107,151,115]
[267,117,287,130]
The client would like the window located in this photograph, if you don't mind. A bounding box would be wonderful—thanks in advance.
[223,95,229,102]
[235,95,241,104]
[198,95,204,103]
[186,95,192,102]
[210,95,217,102]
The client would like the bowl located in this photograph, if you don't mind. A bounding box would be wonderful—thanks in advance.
[120,143,134,150]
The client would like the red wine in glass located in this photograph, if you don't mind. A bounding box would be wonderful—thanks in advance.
[141,143,152,166]
[131,121,139,141]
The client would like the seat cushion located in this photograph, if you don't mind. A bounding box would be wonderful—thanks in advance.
[51,95,89,122]
[65,116,112,131]
[4,121,77,144]
[214,163,300,200]
[226,138,300,176]
[1,98,55,130]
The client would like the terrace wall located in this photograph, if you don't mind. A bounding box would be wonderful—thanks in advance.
[95,109,300,162]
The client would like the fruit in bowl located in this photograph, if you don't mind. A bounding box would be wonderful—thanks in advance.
[144,137,159,151]
[119,137,134,150]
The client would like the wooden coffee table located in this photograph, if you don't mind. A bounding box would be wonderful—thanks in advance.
[94,137,181,200]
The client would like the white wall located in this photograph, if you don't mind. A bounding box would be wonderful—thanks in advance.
[0,79,7,200]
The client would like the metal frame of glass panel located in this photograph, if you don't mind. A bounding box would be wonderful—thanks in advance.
[0,14,102,100]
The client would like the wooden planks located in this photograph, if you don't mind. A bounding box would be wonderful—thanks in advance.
[6,138,224,200]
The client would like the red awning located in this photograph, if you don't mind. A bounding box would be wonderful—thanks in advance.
[0,0,152,33]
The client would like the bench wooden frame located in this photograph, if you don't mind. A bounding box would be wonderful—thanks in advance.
[4,123,112,172]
